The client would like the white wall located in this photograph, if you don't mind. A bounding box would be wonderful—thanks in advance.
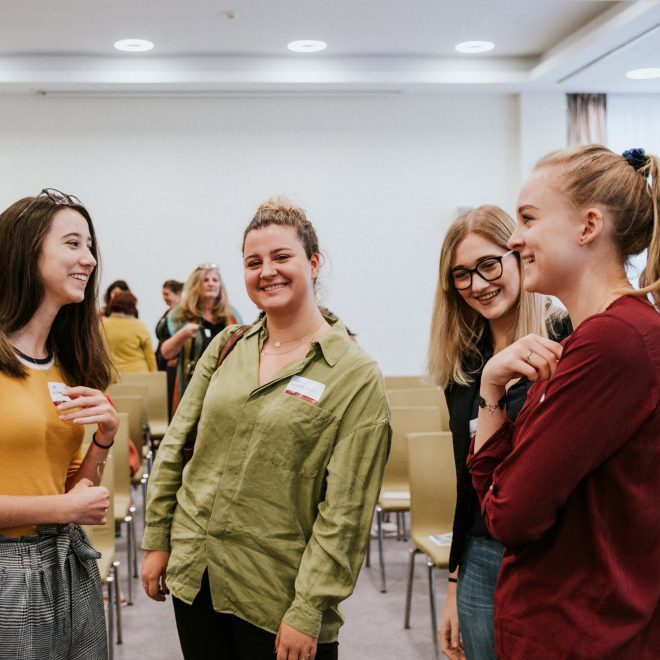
[0,93,553,374]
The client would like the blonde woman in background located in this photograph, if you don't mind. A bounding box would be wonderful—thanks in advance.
[160,265,241,412]
[428,205,569,659]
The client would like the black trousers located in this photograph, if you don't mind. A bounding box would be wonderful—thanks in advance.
[172,572,339,660]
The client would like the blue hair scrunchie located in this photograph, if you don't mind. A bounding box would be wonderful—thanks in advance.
[622,148,647,172]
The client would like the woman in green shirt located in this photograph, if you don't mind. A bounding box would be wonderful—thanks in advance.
[142,198,391,660]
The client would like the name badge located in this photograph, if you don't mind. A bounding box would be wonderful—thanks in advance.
[285,375,326,404]
[48,381,71,404]
[204,328,211,338]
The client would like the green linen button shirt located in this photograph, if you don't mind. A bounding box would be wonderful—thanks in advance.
[142,319,391,643]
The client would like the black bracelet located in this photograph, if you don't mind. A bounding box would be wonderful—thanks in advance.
[448,577,458,583]
[92,432,114,449]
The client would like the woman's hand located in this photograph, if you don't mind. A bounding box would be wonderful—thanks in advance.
[439,582,465,659]
[183,322,201,339]
[142,550,171,602]
[482,334,563,392]
[275,622,317,660]
[57,386,119,444]
[64,478,110,524]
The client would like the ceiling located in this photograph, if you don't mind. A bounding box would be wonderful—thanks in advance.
[0,0,659,96]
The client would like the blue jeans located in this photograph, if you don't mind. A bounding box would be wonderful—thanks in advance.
[457,536,503,660]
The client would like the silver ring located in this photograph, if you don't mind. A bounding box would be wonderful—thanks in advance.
[524,350,534,365]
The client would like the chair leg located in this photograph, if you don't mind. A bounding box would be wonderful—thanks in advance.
[141,473,148,521]
[106,572,114,660]
[377,507,386,593]
[124,516,134,605]
[427,558,440,660]
[365,528,371,567]
[129,505,138,578]
[401,512,408,542]
[404,547,420,629]
[112,561,123,645]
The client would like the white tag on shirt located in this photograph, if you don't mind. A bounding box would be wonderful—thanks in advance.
[48,381,71,404]
[285,375,326,404]
[204,327,211,338]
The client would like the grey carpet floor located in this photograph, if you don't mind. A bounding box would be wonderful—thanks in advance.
[110,492,445,659]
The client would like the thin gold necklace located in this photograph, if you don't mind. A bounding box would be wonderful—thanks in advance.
[263,320,324,356]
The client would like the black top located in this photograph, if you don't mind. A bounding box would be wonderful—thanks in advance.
[443,315,572,572]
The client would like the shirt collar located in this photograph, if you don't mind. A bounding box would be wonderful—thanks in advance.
[246,316,351,367]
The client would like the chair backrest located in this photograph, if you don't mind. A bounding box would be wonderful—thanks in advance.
[384,375,435,390]
[383,406,444,492]
[118,371,168,435]
[387,387,442,408]
[112,413,131,503]
[407,432,456,536]
[83,447,116,580]
[108,382,149,423]
[109,395,144,452]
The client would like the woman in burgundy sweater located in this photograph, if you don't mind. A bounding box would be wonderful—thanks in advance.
[469,145,659,659]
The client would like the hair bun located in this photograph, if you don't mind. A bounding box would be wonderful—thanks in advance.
[622,148,648,172]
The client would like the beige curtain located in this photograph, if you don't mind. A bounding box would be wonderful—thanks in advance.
[567,94,606,145]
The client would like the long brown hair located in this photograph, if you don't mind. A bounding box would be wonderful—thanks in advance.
[428,205,550,388]
[535,145,660,307]
[0,195,113,389]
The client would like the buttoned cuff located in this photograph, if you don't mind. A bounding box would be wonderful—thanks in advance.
[282,597,323,639]
[141,524,171,552]
[467,418,514,502]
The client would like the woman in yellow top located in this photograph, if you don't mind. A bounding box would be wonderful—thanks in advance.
[0,189,119,659]
[142,198,391,660]
[101,290,157,372]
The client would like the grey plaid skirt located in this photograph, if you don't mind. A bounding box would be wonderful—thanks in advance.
[0,523,107,660]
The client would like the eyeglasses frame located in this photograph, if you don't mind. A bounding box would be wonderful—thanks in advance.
[450,249,516,290]
[17,188,84,221]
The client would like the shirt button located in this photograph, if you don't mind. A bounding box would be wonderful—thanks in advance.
[489,484,494,491]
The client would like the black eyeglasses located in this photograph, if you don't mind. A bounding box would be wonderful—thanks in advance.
[17,188,84,220]
[450,250,515,290]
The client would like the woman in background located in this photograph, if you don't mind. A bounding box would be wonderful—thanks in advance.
[142,198,390,660]
[155,279,184,417]
[0,188,118,659]
[429,205,569,659]
[160,265,240,412]
[100,278,130,317]
[470,146,659,658]
[101,290,157,373]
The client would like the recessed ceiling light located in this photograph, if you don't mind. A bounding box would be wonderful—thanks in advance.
[114,39,154,53]
[455,40,495,54]
[287,40,327,53]
[626,67,660,80]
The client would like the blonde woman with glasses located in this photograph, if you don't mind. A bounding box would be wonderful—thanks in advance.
[160,264,242,413]
[428,205,569,659]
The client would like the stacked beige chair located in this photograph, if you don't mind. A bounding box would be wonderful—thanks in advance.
[108,412,138,603]
[83,426,123,657]
[118,371,169,443]
[404,431,456,660]
[372,405,443,592]
[108,383,151,471]
[109,393,149,518]
[384,375,435,390]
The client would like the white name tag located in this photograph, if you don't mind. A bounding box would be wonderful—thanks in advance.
[48,381,71,404]
[285,375,326,404]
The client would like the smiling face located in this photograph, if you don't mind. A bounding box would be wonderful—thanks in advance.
[37,208,96,309]
[451,232,521,325]
[198,269,222,301]
[511,167,584,296]
[243,224,319,314]
[162,286,180,307]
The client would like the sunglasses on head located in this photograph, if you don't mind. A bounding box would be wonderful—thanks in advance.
[17,188,84,220]
[196,263,219,271]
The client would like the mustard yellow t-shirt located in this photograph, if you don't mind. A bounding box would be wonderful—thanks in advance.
[0,362,84,537]
[101,315,157,373]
